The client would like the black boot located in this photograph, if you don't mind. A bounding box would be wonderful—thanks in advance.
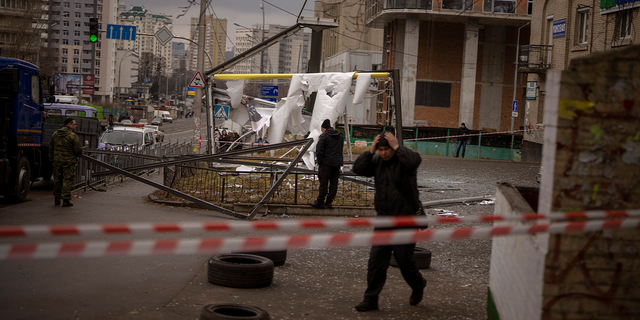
[410,278,427,306]
[54,198,61,206]
[309,201,324,209]
[325,200,333,209]
[355,300,379,312]
[62,199,73,207]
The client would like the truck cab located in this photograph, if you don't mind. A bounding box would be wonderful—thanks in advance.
[0,57,46,201]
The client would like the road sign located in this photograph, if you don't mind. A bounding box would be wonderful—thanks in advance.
[512,100,518,111]
[214,105,229,120]
[189,71,205,88]
[106,24,137,41]
[262,85,279,97]
[154,26,173,46]
[263,97,277,103]
[512,111,519,117]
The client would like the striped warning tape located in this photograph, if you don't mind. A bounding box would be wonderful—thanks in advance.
[1,218,638,260]
[351,127,545,146]
[1,210,638,239]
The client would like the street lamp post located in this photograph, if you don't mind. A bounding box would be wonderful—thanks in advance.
[511,22,531,132]
[117,50,136,109]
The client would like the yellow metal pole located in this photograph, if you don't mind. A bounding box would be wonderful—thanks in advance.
[212,72,390,80]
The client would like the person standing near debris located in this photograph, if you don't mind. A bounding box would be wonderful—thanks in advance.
[455,122,469,158]
[49,117,83,207]
[310,119,344,209]
[352,131,427,312]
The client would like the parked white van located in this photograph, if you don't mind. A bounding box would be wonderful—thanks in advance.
[154,110,173,123]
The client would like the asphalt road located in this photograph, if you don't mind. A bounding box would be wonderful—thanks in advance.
[0,155,540,319]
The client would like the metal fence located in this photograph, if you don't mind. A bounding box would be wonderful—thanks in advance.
[72,140,193,191]
[160,165,375,207]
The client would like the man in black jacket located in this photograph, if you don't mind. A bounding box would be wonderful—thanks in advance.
[352,131,427,312]
[310,119,343,209]
[455,122,470,158]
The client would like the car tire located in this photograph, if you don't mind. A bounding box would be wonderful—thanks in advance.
[5,156,31,202]
[390,247,431,269]
[207,253,274,288]
[201,304,270,320]
[235,250,287,267]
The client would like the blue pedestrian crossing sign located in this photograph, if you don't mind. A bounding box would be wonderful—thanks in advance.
[214,105,229,120]
[106,24,137,41]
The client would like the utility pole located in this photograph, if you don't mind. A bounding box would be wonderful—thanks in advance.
[195,0,207,119]
[260,1,265,74]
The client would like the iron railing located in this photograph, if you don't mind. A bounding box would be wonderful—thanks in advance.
[159,165,375,207]
[366,0,432,21]
[518,45,553,74]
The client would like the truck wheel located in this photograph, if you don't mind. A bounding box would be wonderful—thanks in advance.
[201,304,270,320]
[207,253,274,288]
[6,157,31,202]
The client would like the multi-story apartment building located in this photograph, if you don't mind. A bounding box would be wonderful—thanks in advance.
[171,42,187,72]
[187,16,227,71]
[234,24,310,74]
[520,0,640,161]
[364,0,532,133]
[118,5,172,75]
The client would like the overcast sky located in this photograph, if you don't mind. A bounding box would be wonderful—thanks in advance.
[125,0,317,50]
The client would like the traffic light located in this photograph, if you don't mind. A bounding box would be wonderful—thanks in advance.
[89,18,99,43]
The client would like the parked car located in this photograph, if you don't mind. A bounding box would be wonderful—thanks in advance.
[98,124,156,152]
[138,119,148,125]
[145,125,164,142]
[121,119,132,125]
[151,117,163,126]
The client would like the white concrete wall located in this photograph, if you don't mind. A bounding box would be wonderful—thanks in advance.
[478,25,506,131]
[490,184,548,320]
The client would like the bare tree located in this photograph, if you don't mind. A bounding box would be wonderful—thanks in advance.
[0,0,48,65]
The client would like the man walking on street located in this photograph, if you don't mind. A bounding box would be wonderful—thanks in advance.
[455,122,470,158]
[352,131,427,311]
[310,119,343,209]
[49,117,83,207]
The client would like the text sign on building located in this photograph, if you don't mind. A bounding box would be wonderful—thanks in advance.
[552,19,566,38]
[526,81,537,100]
[82,74,95,95]
[106,24,137,41]
[261,85,279,97]
[262,97,277,103]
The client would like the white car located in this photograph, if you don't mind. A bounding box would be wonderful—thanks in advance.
[99,124,156,151]
[145,125,165,142]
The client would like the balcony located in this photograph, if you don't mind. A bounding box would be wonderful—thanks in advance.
[518,45,552,74]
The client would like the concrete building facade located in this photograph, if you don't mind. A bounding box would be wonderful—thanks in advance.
[521,0,640,162]
[187,16,227,71]
[364,0,532,132]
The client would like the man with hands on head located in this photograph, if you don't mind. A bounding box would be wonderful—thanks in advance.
[351,131,427,312]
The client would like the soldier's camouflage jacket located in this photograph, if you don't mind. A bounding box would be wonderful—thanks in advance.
[49,126,83,164]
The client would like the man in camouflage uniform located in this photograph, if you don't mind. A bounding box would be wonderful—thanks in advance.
[49,118,83,207]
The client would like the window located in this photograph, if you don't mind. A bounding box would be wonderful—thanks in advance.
[63,30,69,36]
[74,39,80,45]
[415,81,451,108]
[75,3,80,8]
[577,9,589,44]
[62,57,67,64]
[63,20,69,27]
[62,39,68,45]
[62,48,68,54]
[528,0,533,15]
[75,21,81,27]
[484,0,516,13]
[64,2,69,8]
[75,12,81,18]
[73,49,79,54]
[74,30,80,37]
[619,10,632,39]
[73,67,78,73]
[443,0,473,10]
[31,75,41,103]
[63,11,69,17]
[73,58,79,64]
[95,60,100,67]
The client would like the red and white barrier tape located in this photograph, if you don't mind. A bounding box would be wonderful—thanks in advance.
[351,127,545,145]
[1,210,638,239]
[1,218,638,260]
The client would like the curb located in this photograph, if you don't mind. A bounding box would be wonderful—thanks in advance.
[148,194,376,217]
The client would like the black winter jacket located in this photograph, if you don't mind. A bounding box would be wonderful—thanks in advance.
[316,127,344,167]
[457,126,470,142]
[352,146,422,216]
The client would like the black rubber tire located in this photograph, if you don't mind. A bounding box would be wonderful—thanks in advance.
[5,156,31,203]
[234,250,287,267]
[201,303,270,320]
[390,247,431,269]
[207,254,274,288]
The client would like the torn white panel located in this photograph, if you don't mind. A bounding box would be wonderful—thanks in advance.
[236,165,255,172]
[225,80,245,108]
[268,74,306,148]
[353,73,371,105]
[230,103,249,127]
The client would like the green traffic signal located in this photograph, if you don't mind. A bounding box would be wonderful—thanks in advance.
[89,18,99,43]
[90,34,97,42]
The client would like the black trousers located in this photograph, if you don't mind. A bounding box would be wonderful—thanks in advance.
[363,243,424,303]
[317,165,340,204]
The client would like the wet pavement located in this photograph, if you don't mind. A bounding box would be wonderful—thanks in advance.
[0,155,540,319]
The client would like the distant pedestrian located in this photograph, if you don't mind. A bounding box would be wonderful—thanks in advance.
[310,119,344,209]
[352,131,427,312]
[49,118,83,207]
[455,122,469,158]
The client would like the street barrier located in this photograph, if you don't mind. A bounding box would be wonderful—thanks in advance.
[1,210,638,239]
[1,218,638,260]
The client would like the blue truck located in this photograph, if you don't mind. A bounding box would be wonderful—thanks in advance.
[0,57,100,202]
